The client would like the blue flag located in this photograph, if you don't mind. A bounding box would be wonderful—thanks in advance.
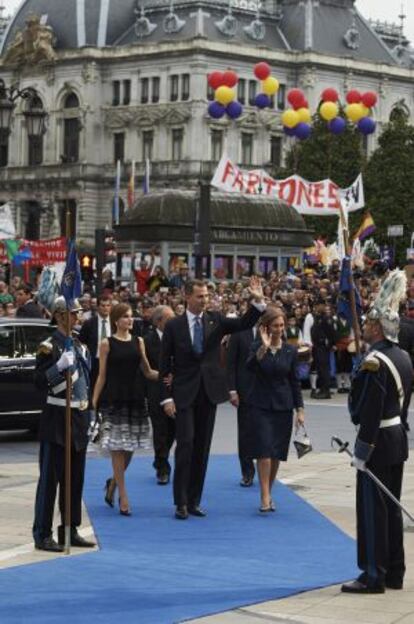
[61,239,82,307]
[337,257,362,325]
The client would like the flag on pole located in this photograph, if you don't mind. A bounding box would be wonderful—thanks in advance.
[113,160,121,225]
[353,211,376,242]
[143,158,150,194]
[127,160,135,210]
[61,239,82,307]
[337,256,362,324]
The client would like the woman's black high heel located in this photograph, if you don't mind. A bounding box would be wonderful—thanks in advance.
[119,498,132,516]
[104,478,116,508]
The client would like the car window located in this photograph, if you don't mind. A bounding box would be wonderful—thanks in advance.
[0,326,16,359]
[20,325,55,358]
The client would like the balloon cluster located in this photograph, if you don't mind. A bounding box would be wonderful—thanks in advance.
[319,88,377,136]
[207,70,243,120]
[252,62,279,109]
[281,89,312,140]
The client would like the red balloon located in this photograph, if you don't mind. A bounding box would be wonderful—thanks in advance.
[361,91,378,108]
[287,89,306,110]
[346,90,362,104]
[222,70,238,88]
[321,88,339,103]
[254,62,271,81]
[208,71,224,90]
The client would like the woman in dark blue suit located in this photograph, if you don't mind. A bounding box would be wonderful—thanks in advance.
[247,307,305,512]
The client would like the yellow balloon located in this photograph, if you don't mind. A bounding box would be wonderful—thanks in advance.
[215,86,235,106]
[297,107,311,123]
[345,103,365,123]
[320,101,338,121]
[262,76,279,96]
[360,105,370,117]
[282,109,300,128]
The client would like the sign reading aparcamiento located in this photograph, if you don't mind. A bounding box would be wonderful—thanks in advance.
[211,154,364,216]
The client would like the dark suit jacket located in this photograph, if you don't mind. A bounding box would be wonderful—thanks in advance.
[16,301,43,318]
[160,305,262,408]
[246,341,304,412]
[226,328,256,403]
[78,316,99,358]
[144,329,161,408]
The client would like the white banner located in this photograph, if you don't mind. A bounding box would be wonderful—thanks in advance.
[211,155,365,216]
[0,202,16,239]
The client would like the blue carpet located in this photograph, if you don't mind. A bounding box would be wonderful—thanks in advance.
[0,456,357,623]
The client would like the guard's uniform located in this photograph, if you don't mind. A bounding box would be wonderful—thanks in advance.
[349,339,413,588]
[32,330,90,544]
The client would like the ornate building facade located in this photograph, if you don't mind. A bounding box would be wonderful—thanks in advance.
[0,0,412,273]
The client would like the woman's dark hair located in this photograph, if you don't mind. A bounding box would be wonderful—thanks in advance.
[110,303,131,333]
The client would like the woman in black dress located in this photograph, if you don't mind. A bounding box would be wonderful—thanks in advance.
[247,307,305,512]
[92,303,158,515]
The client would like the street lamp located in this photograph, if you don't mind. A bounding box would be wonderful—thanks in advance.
[24,95,47,138]
[0,78,39,134]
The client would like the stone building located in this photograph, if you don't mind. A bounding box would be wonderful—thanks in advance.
[0,0,412,277]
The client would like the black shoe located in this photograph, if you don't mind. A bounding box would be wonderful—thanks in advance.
[341,580,384,594]
[175,505,189,520]
[118,498,132,516]
[104,477,116,508]
[310,389,317,398]
[157,473,170,485]
[385,579,403,590]
[314,390,331,399]
[188,505,207,517]
[240,476,254,487]
[35,536,64,553]
[57,526,95,547]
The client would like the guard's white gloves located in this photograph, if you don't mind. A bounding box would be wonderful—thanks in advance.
[56,351,74,372]
[351,456,366,472]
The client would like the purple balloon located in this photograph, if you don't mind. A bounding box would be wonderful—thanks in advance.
[283,126,297,137]
[255,93,271,109]
[294,122,312,140]
[208,101,226,119]
[226,100,243,119]
[358,116,376,135]
[328,117,346,135]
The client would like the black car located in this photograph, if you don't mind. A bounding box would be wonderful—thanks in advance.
[0,318,56,432]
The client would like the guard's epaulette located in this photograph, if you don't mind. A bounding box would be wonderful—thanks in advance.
[37,338,53,356]
[360,354,380,373]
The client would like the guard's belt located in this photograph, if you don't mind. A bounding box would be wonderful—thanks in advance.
[51,370,79,394]
[47,397,89,410]
[379,416,401,428]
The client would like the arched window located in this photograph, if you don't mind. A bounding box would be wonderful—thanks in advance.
[26,96,46,166]
[62,91,80,163]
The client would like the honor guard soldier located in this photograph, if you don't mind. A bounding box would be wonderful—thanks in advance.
[342,270,413,594]
[32,296,95,552]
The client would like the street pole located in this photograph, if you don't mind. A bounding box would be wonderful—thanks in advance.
[64,207,72,555]
[338,204,361,355]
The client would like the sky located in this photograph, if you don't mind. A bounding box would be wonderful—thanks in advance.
[1,0,414,44]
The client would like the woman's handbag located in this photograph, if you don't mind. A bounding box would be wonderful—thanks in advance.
[293,424,313,459]
[88,410,102,445]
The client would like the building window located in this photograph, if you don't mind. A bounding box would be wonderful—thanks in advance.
[27,95,44,166]
[123,80,131,105]
[248,80,257,106]
[270,136,282,169]
[142,130,154,161]
[214,256,233,280]
[170,75,179,102]
[64,92,80,108]
[277,84,286,111]
[63,118,80,163]
[113,132,125,163]
[211,129,223,162]
[207,84,214,101]
[141,78,149,104]
[172,128,183,160]
[112,81,121,106]
[28,136,43,166]
[241,133,253,165]
[181,74,190,101]
[152,77,160,103]
[238,79,246,105]
[236,256,254,279]
[0,131,8,168]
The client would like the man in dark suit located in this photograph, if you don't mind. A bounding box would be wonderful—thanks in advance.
[227,326,257,487]
[145,305,176,484]
[15,284,43,318]
[160,277,265,519]
[78,295,112,391]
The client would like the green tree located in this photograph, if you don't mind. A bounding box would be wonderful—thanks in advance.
[364,103,414,265]
[282,115,365,242]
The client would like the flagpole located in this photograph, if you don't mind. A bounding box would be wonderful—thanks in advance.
[64,207,72,555]
[338,203,361,356]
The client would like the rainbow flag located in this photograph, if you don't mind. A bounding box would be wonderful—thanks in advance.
[353,211,376,241]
